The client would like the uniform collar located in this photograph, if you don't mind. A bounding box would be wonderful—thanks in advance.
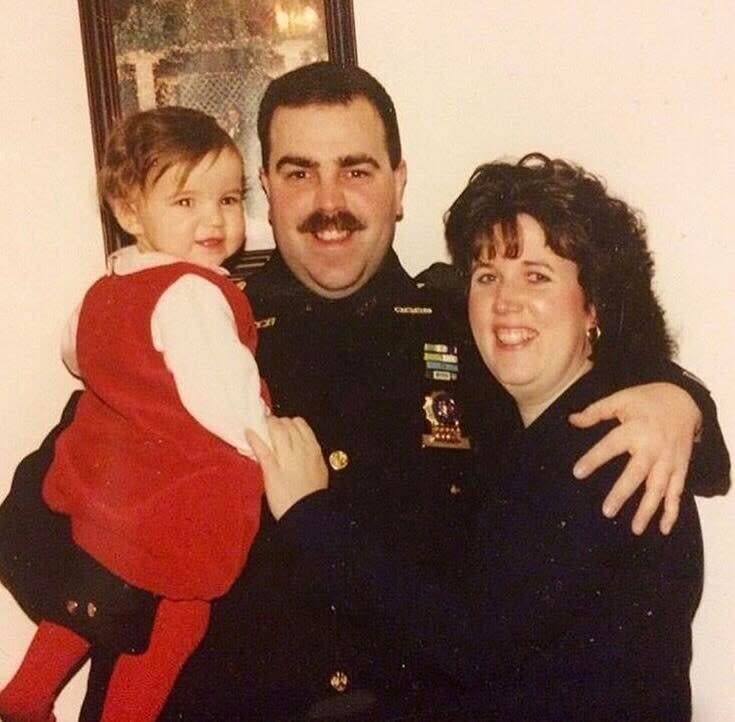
[248,249,416,314]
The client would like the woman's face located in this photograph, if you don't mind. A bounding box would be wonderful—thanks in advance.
[468,213,596,424]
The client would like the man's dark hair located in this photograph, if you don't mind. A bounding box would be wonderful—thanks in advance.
[257,62,402,170]
[444,153,675,373]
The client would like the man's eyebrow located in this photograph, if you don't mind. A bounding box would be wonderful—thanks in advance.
[275,155,317,172]
[339,154,380,169]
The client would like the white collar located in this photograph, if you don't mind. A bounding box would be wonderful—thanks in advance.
[106,245,230,277]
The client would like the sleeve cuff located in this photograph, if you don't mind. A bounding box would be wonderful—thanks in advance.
[277,490,342,548]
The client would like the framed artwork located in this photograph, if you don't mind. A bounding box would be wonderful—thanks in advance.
[78,0,357,275]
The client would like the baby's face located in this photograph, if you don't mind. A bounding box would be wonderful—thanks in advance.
[129,147,245,268]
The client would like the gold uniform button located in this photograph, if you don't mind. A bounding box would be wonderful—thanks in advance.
[328,450,349,471]
[449,483,462,496]
[330,670,349,692]
[87,602,97,618]
[65,600,79,615]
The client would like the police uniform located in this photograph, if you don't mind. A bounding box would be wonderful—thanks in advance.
[155,250,507,721]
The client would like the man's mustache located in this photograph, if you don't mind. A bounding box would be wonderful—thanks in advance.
[297,211,366,234]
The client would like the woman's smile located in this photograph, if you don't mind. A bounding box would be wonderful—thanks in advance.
[493,326,538,349]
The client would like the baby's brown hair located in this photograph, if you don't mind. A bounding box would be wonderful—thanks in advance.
[98,106,240,209]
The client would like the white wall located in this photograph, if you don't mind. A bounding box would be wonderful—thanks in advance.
[0,1,732,720]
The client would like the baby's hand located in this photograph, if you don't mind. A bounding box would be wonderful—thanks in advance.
[246,417,328,521]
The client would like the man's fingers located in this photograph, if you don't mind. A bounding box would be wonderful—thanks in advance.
[628,458,671,534]
[573,425,630,479]
[266,416,300,451]
[600,454,652,518]
[659,484,682,535]
[630,483,667,536]
[246,428,276,469]
[292,416,320,446]
[659,463,686,534]
[658,431,691,534]
[603,453,673,534]
[569,392,625,429]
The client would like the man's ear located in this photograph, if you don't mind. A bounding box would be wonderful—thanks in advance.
[259,168,271,197]
[259,168,273,223]
[110,198,143,238]
[393,160,407,222]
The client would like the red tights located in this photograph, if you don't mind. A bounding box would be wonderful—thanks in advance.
[0,599,209,722]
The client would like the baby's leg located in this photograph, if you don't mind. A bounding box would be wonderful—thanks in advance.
[100,598,210,722]
[0,621,90,722]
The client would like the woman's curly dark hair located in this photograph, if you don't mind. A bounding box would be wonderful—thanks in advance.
[444,153,675,373]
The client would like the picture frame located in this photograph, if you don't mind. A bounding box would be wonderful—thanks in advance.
[77,0,357,275]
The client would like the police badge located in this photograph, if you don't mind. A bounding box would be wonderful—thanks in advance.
[422,391,471,449]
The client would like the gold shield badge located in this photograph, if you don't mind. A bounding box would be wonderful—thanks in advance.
[422,391,470,449]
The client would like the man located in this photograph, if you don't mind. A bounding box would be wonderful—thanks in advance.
[5,63,727,721]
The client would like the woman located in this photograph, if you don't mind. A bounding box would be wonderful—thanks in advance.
[247,154,706,721]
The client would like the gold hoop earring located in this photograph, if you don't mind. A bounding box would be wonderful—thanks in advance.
[586,325,602,344]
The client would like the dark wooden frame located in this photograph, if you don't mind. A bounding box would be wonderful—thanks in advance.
[77,0,357,259]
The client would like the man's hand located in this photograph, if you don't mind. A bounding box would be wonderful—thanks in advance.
[247,416,328,521]
[569,383,702,536]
